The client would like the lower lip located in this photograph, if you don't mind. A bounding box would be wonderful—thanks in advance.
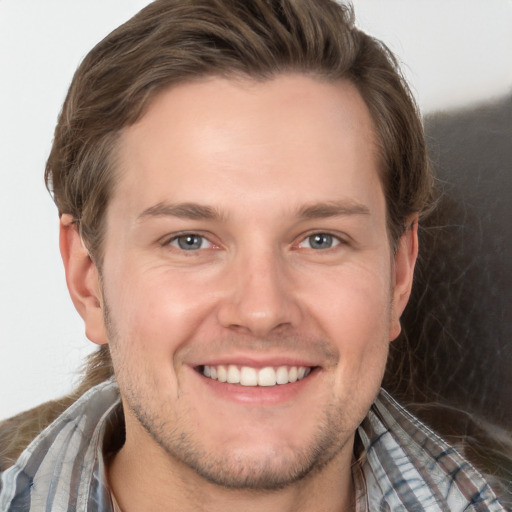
[195,368,319,406]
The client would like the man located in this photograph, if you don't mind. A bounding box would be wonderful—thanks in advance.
[0,0,508,510]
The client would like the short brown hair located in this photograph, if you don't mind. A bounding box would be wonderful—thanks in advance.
[45,0,432,263]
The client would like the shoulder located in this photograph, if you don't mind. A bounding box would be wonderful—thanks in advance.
[0,379,120,472]
[0,397,76,472]
[356,390,509,511]
[0,380,121,509]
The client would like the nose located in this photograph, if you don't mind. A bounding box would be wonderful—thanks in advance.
[217,249,302,337]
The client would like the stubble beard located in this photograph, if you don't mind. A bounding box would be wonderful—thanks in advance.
[103,296,368,492]
[126,391,353,491]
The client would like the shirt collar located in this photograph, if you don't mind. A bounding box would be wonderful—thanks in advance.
[1,379,120,512]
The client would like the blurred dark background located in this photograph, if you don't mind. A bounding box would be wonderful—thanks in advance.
[384,93,512,430]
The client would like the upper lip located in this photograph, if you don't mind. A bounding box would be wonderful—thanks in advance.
[190,353,321,369]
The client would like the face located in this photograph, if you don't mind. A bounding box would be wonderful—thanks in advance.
[77,75,415,490]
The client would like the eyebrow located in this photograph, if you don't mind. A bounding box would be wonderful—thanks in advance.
[296,200,371,220]
[137,199,371,223]
[137,202,224,222]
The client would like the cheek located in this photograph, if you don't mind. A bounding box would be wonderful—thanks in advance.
[103,265,216,363]
[103,272,209,409]
[303,261,392,379]
[306,258,392,334]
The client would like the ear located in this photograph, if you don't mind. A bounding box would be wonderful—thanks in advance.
[389,215,419,341]
[60,214,108,345]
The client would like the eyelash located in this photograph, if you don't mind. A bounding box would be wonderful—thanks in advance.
[164,232,215,251]
[162,231,347,252]
[297,232,344,250]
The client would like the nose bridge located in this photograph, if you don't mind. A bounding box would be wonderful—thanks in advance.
[217,243,301,336]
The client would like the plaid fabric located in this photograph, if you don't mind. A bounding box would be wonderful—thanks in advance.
[355,392,506,511]
[0,380,507,511]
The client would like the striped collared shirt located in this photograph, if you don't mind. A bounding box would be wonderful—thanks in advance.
[0,380,506,511]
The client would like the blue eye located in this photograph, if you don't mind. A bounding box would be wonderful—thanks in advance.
[299,233,340,250]
[169,234,211,251]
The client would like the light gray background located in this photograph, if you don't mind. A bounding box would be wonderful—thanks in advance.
[1,0,511,420]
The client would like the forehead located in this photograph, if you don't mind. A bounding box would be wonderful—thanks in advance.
[111,74,383,223]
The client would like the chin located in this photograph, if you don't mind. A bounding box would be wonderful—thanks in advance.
[131,399,352,491]
[166,435,346,491]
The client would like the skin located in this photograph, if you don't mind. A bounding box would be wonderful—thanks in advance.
[61,74,418,512]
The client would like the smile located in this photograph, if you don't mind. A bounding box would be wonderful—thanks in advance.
[201,365,312,387]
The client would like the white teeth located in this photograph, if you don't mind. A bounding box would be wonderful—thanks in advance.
[227,365,240,384]
[275,366,288,385]
[240,366,258,386]
[202,364,312,386]
[258,367,277,386]
[217,365,227,382]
